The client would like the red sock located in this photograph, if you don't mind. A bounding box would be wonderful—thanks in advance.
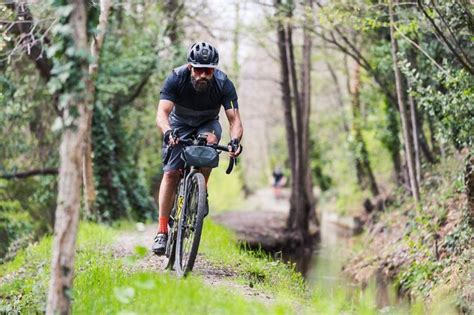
[158,216,169,234]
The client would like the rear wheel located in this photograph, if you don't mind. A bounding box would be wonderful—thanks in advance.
[175,172,207,277]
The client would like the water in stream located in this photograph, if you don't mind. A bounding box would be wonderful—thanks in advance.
[306,211,355,289]
[293,211,414,313]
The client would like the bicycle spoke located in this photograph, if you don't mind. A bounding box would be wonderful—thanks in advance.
[176,173,206,276]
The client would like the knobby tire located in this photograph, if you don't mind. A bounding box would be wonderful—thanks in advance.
[175,172,207,277]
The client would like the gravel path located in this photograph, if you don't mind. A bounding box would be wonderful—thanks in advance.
[112,224,273,303]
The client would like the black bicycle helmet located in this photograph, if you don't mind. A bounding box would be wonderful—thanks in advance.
[187,42,219,68]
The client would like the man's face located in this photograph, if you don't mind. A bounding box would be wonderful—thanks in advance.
[190,66,214,93]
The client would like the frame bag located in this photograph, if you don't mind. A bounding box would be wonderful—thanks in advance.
[181,145,219,168]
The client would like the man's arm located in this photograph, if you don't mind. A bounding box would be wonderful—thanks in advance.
[156,99,175,134]
[225,108,243,157]
[225,108,243,141]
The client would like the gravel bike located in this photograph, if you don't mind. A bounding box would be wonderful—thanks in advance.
[162,134,239,277]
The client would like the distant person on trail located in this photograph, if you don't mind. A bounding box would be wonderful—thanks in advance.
[272,166,286,199]
[152,42,243,255]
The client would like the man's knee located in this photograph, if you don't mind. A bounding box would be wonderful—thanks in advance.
[204,132,218,144]
[162,170,181,183]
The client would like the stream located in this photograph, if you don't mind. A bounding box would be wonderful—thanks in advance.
[291,210,409,311]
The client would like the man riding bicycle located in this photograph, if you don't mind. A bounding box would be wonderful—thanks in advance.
[152,42,243,255]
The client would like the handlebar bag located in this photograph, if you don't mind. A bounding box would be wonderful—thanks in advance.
[181,145,219,168]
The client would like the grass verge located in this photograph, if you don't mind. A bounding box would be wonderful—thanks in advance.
[0,222,291,314]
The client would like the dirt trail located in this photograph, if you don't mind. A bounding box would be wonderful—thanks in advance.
[112,224,273,303]
[111,188,295,302]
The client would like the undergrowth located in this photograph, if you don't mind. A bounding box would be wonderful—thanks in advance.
[348,155,472,313]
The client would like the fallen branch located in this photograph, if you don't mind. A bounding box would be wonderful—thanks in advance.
[1,168,58,179]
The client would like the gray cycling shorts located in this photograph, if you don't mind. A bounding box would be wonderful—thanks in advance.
[162,118,222,172]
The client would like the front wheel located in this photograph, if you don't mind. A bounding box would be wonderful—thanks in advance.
[175,172,207,277]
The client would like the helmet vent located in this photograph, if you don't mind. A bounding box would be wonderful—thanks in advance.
[187,42,219,66]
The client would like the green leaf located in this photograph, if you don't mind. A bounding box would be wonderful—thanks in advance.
[134,245,147,258]
[113,287,135,304]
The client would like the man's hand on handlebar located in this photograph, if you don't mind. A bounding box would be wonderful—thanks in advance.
[164,129,179,146]
[227,139,242,158]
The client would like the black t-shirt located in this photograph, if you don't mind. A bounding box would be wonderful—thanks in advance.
[160,65,239,127]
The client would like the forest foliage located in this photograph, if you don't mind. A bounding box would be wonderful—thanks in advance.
[0,0,472,312]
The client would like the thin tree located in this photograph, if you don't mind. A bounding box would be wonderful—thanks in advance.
[46,0,92,313]
[47,0,112,313]
[389,0,420,203]
[466,153,474,227]
[348,60,379,196]
[274,0,318,244]
[83,0,113,215]
[408,92,421,186]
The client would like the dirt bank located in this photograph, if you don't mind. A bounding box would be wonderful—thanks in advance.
[343,176,473,312]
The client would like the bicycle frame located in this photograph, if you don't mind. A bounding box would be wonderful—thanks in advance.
[165,166,198,259]
[162,134,241,273]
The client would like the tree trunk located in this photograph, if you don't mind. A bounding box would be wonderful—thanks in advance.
[348,61,379,196]
[385,99,404,184]
[83,0,112,216]
[408,94,421,186]
[415,111,436,164]
[465,152,474,227]
[427,113,441,156]
[406,47,436,165]
[275,0,296,182]
[46,1,91,314]
[326,61,350,133]
[300,0,318,228]
[389,0,420,203]
[274,0,317,243]
[164,0,184,46]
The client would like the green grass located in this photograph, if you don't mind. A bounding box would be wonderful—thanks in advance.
[208,162,245,213]
[199,220,451,314]
[73,260,287,315]
[200,220,306,301]
[0,222,291,314]
[1,217,461,314]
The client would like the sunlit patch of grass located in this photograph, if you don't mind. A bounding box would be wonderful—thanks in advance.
[0,223,115,313]
[0,222,289,314]
[207,162,244,213]
[74,266,285,315]
[200,220,305,295]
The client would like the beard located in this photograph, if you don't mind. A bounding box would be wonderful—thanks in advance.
[191,76,211,93]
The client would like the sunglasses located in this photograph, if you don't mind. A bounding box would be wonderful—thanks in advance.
[192,67,214,75]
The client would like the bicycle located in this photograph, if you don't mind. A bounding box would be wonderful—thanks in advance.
[162,134,240,277]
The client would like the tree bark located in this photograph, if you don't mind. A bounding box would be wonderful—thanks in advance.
[408,94,421,186]
[426,113,441,156]
[326,61,350,133]
[1,168,58,179]
[348,60,379,196]
[300,0,318,228]
[275,0,296,182]
[83,0,112,216]
[4,2,53,81]
[415,111,436,164]
[46,1,92,314]
[389,0,420,203]
[164,0,184,46]
[465,152,474,227]
[274,0,317,243]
